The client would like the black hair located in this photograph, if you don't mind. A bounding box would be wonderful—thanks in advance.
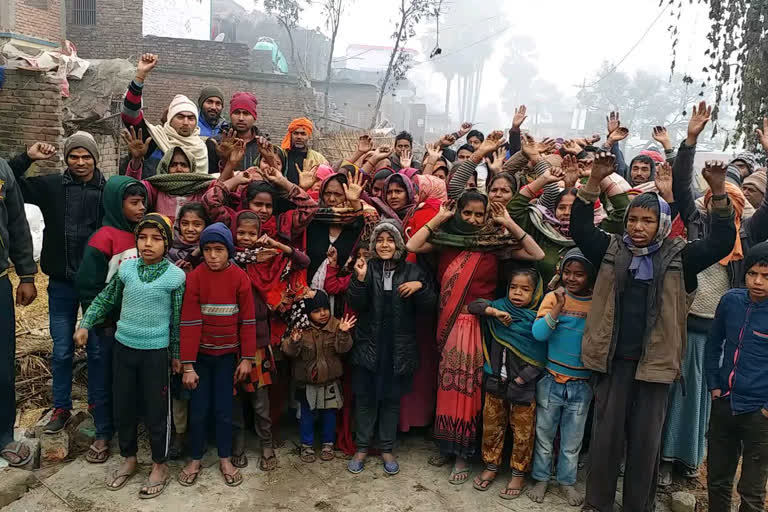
[458,143,475,154]
[374,168,394,181]
[627,192,660,219]
[245,181,277,204]
[177,202,210,226]
[394,131,413,146]
[554,188,578,210]
[466,129,485,142]
[123,183,147,201]
[457,189,488,210]
[630,155,655,169]
[744,241,768,279]
[508,265,539,289]
[236,210,261,225]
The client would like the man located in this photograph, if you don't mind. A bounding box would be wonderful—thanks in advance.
[9,134,111,447]
[121,53,209,177]
[627,154,656,187]
[197,86,225,138]
[743,170,767,210]
[280,117,327,185]
[730,152,758,182]
[390,131,421,171]
[0,154,38,468]
[205,91,263,174]
[465,129,490,191]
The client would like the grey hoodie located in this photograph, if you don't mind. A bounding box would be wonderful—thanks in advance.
[0,159,37,280]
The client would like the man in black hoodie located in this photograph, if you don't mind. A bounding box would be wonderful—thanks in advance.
[10,132,107,436]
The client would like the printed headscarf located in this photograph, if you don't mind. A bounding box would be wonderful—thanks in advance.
[704,181,744,265]
[281,117,314,150]
[135,213,173,256]
[622,192,672,281]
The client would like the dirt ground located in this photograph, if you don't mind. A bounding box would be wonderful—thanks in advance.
[3,427,681,512]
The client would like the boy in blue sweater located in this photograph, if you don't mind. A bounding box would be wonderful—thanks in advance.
[705,241,768,512]
[75,214,185,499]
[529,248,596,507]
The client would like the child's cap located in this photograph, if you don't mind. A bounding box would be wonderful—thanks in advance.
[305,289,330,313]
[135,213,173,255]
[744,241,768,277]
[561,248,596,283]
[200,222,235,258]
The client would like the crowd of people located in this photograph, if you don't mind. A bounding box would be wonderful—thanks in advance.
[1,51,768,511]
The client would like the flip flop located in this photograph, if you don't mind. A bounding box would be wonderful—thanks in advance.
[499,483,526,500]
[259,454,277,471]
[86,443,110,464]
[320,444,335,462]
[177,467,202,487]
[1,441,32,468]
[221,468,243,487]
[231,452,248,469]
[473,475,496,491]
[449,466,471,485]
[138,475,170,499]
[106,469,136,491]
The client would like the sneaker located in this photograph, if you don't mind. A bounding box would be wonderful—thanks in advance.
[43,408,72,434]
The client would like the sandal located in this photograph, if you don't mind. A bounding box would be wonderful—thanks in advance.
[106,468,136,491]
[320,443,335,462]
[259,454,277,471]
[221,468,243,487]
[300,444,316,463]
[473,470,497,492]
[138,475,170,499]
[449,465,471,485]
[499,482,526,500]
[1,441,32,468]
[177,466,202,487]
[86,443,110,464]
[231,452,248,469]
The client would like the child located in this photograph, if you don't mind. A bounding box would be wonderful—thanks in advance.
[166,201,209,459]
[74,214,185,499]
[75,175,147,464]
[179,223,257,487]
[467,267,547,499]
[230,210,310,472]
[705,241,768,512]
[528,248,596,507]
[346,220,436,475]
[281,289,355,464]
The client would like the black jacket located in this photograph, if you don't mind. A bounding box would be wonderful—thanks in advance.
[347,258,436,376]
[9,153,106,282]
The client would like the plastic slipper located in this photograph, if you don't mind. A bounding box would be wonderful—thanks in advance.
[106,469,135,491]
[499,484,526,500]
[177,467,202,487]
[449,466,471,485]
[1,441,32,468]
[320,444,335,462]
[347,458,364,474]
[138,475,170,499]
[86,443,110,464]
[473,476,496,491]
[383,460,400,476]
[231,452,248,469]
[221,469,243,487]
[300,445,316,463]
[259,454,277,471]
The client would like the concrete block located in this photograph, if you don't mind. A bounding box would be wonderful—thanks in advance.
[72,417,96,453]
[17,438,41,471]
[40,431,70,462]
[0,468,35,507]
[670,491,696,512]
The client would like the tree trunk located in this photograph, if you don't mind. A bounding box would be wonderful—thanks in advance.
[444,74,452,114]
[369,1,406,129]
[322,17,340,128]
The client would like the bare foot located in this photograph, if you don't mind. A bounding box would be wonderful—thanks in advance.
[560,484,584,507]
[527,480,548,502]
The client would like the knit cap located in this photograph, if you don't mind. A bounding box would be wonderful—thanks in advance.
[230,92,258,119]
[200,222,234,258]
[744,241,768,278]
[135,213,173,255]
[305,289,330,313]
[743,170,767,195]
[731,152,759,176]
[197,86,225,110]
[64,131,99,165]
[167,94,198,123]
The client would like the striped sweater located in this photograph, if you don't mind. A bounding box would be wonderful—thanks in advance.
[180,262,257,362]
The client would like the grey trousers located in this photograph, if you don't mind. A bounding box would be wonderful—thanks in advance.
[585,359,670,512]
[232,387,273,451]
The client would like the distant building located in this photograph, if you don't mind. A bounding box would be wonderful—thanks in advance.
[0,0,65,49]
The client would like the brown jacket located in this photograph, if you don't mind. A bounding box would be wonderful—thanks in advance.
[281,316,353,385]
[582,236,694,384]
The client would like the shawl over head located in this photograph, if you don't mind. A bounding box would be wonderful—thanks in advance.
[135,213,173,256]
[145,94,208,174]
[622,192,672,281]
[704,181,745,265]
[281,117,314,150]
[147,146,214,195]
[369,219,407,262]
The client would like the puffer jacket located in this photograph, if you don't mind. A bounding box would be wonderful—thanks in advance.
[347,221,437,376]
[281,315,353,385]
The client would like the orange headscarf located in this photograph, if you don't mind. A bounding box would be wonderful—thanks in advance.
[280,117,314,150]
[704,181,744,265]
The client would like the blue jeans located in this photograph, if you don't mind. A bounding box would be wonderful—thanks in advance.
[532,373,593,485]
[188,353,235,459]
[298,394,336,445]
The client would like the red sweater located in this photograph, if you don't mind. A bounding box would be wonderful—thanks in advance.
[180,263,257,362]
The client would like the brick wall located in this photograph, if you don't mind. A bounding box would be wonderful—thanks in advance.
[93,133,121,177]
[14,0,63,45]
[0,69,65,175]
[66,0,143,59]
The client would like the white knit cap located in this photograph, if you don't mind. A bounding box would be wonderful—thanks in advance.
[167,94,198,123]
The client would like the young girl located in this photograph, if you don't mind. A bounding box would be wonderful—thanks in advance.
[281,290,355,463]
[346,220,436,475]
[230,210,310,472]
[528,248,596,507]
[467,267,547,499]
[74,214,186,499]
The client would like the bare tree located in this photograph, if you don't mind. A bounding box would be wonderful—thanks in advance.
[264,0,306,78]
[321,0,345,127]
[369,0,441,129]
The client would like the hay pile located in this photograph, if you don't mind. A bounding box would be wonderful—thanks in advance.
[314,132,393,163]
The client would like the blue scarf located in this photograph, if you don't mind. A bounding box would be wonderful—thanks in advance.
[622,193,672,281]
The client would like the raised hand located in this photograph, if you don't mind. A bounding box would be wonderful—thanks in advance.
[290,328,303,344]
[541,166,566,184]
[591,151,617,182]
[485,147,505,174]
[354,257,368,282]
[261,165,288,188]
[535,137,556,155]
[489,201,511,225]
[757,117,768,151]
[562,155,580,188]
[512,105,528,131]
[702,160,727,195]
[397,281,423,298]
[437,199,457,222]
[357,134,373,154]
[425,142,443,161]
[229,138,246,165]
[477,130,506,156]
[438,134,456,148]
[521,133,541,162]
[372,145,392,162]
[654,162,674,201]
[652,126,672,149]
[339,313,358,332]
[73,327,88,348]
[257,234,278,249]
[606,111,620,135]
[553,286,566,308]
[343,171,364,203]
[687,100,712,143]
[457,122,473,138]
[327,245,338,267]
[562,139,583,155]
[258,138,281,169]
[400,148,413,168]
[607,127,629,145]
[212,128,236,161]
[121,126,152,161]
[26,142,56,161]
[136,53,158,79]
[298,164,317,191]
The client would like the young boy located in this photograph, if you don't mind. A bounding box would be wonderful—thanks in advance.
[179,222,256,487]
[529,248,596,507]
[75,175,147,464]
[705,241,768,512]
[75,214,185,499]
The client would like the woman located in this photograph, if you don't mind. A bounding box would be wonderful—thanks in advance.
[487,172,516,206]
[346,220,436,475]
[370,173,417,221]
[406,191,545,484]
